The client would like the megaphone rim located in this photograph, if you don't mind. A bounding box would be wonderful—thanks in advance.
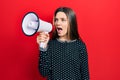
[22,11,40,36]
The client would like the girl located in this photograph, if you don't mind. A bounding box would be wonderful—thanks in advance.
[37,7,89,80]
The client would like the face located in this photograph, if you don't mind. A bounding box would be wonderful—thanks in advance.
[54,12,69,39]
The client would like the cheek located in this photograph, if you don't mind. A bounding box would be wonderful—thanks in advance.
[63,26,68,33]
[64,23,68,29]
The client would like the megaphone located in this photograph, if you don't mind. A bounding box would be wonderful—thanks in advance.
[22,12,52,48]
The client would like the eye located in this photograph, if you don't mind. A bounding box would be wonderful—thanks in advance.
[54,18,58,22]
[61,18,66,22]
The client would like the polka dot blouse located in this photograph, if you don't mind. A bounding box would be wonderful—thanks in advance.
[39,39,89,80]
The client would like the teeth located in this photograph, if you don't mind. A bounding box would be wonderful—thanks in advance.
[57,28,62,30]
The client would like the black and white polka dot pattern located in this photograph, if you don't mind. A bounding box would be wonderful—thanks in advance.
[39,39,89,80]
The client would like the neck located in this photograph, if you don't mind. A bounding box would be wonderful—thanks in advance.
[58,36,70,41]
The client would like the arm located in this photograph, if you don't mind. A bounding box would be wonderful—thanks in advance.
[38,46,51,77]
[80,43,90,80]
[37,32,51,77]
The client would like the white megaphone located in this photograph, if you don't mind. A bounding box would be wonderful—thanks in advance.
[22,12,52,48]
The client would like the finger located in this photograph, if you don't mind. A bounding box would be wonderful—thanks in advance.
[40,33,49,39]
[37,33,49,43]
[37,36,47,42]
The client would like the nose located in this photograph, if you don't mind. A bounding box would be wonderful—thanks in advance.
[55,20,61,25]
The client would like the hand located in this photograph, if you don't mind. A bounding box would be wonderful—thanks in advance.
[37,32,50,48]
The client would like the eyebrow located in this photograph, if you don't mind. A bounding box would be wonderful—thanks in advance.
[54,17,67,20]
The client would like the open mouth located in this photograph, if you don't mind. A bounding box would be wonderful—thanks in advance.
[57,28,62,33]
[57,28,62,30]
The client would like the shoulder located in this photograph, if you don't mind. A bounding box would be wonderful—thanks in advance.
[48,39,58,46]
[76,39,86,47]
[48,39,57,43]
[76,39,87,52]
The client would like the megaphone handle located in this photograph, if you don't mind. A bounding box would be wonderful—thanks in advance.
[40,42,46,48]
[39,32,48,48]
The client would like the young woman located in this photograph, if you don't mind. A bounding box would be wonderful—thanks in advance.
[37,7,89,80]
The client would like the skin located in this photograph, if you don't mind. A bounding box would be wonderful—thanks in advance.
[54,12,69,41]
[37,12,69,48]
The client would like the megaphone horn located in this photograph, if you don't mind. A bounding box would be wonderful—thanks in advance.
[22,12,52,36]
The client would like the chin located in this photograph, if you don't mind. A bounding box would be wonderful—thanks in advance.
[57,33,62,36]
[58,34,66,37]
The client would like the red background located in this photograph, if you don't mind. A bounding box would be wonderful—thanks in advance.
[0,0,120,80]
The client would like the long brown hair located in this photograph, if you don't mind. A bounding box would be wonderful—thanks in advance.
[52,7,80,40]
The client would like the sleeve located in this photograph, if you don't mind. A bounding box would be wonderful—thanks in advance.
[80,43,90,80]
[38,44,52,77]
